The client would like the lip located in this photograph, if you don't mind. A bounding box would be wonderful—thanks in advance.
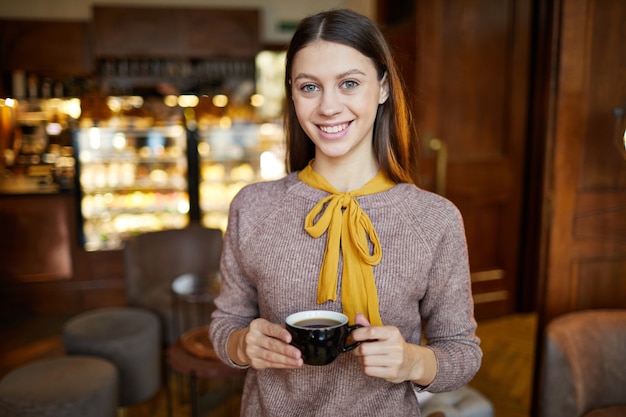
[317,121,352,139]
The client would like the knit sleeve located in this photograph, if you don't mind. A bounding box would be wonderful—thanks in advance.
[418,204,482,392]
[208,187,259,369]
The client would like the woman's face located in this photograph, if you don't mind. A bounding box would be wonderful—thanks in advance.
[290,40,388,164]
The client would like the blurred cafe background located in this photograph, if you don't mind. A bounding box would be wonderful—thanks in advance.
[0,1,624,417]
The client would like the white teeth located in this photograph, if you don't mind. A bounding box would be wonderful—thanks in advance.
[320,123,348,133]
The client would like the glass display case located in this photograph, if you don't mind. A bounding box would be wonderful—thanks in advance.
[74,124,189,250]
[197,120,285,231]
[0,98,79,194]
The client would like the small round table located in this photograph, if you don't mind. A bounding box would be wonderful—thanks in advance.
[170,272,220,340]
[167,329,245,417]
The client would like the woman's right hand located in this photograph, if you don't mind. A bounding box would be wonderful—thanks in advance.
[228,318,304,370]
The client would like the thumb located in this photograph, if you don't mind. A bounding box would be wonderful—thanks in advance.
[355,313,371,327]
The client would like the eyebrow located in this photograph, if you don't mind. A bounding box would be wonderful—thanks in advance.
[293,69,367,82]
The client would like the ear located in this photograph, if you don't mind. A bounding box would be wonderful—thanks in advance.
[379,73,389,104]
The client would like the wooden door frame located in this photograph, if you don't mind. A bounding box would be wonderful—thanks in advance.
[518,0,559,314]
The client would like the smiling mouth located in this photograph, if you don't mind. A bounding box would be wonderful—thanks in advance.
[319,122,350,134]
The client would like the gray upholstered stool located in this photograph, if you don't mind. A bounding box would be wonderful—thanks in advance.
[62,307,161,407]
[0,356,118,417]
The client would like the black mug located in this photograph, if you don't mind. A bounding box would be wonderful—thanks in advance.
[286,310,361,366]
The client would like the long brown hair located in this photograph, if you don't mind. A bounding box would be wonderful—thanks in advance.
[284,9,419,184]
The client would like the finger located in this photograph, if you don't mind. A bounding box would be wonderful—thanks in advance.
[355,313,371,327]
[264,334,302,360]
[245,321,303,369]
[265,324,294,344]
[248,342,303,369]
[356,346,406,381]
[352,323,385,342]
[252,319,294,345]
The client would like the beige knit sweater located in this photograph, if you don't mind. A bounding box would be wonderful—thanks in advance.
[209,172,482,417]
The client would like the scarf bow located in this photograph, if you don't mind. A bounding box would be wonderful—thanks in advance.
[298,162,395,325]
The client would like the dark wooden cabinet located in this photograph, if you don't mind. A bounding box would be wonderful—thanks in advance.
[0,20,92,76]
[0,20,92,96]
[0,7,262,97]
[92,7,260,58]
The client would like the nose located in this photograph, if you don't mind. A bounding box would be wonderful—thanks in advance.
[318,90,342,117]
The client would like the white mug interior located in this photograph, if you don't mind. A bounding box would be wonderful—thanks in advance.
[286,310,348,329]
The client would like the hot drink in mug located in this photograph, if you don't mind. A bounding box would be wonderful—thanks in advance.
[286,310,361,366]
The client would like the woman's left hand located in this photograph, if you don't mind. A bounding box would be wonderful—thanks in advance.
[351,313,436,385]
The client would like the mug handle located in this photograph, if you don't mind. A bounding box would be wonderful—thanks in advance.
[342,324,363,353]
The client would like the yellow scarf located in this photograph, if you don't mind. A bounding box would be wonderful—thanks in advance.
[298,161,395,325]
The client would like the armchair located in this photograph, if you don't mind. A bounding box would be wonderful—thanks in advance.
[123,224,223,344]
[537,309,626,417]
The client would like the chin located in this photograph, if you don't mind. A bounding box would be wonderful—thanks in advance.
[316,147,352,159]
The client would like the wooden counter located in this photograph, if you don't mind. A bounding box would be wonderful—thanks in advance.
[0,192,126,315]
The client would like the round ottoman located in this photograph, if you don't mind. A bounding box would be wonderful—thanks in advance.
[62,307,161,407]
[0,356,118,417]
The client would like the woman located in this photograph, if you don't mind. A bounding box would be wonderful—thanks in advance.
[209,9,481,416]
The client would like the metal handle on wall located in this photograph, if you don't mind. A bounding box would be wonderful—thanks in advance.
[429,138,448,196]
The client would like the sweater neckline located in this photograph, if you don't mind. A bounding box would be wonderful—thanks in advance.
[286,171,404,210]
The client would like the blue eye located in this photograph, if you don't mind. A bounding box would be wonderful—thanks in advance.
[342,80,359,89]
[301,84,319,93]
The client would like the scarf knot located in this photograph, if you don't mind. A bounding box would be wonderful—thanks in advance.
[298,161,395,325]
[339,193,352,208]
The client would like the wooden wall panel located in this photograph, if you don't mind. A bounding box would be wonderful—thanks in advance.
[415,0,532,318]
[580,0,626,189]
[575,260,626,309]
[463,206,503,269]
[435,2,511,159]
[0,195,72,282]
[0,194,126,315]
[538,0,626,326]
